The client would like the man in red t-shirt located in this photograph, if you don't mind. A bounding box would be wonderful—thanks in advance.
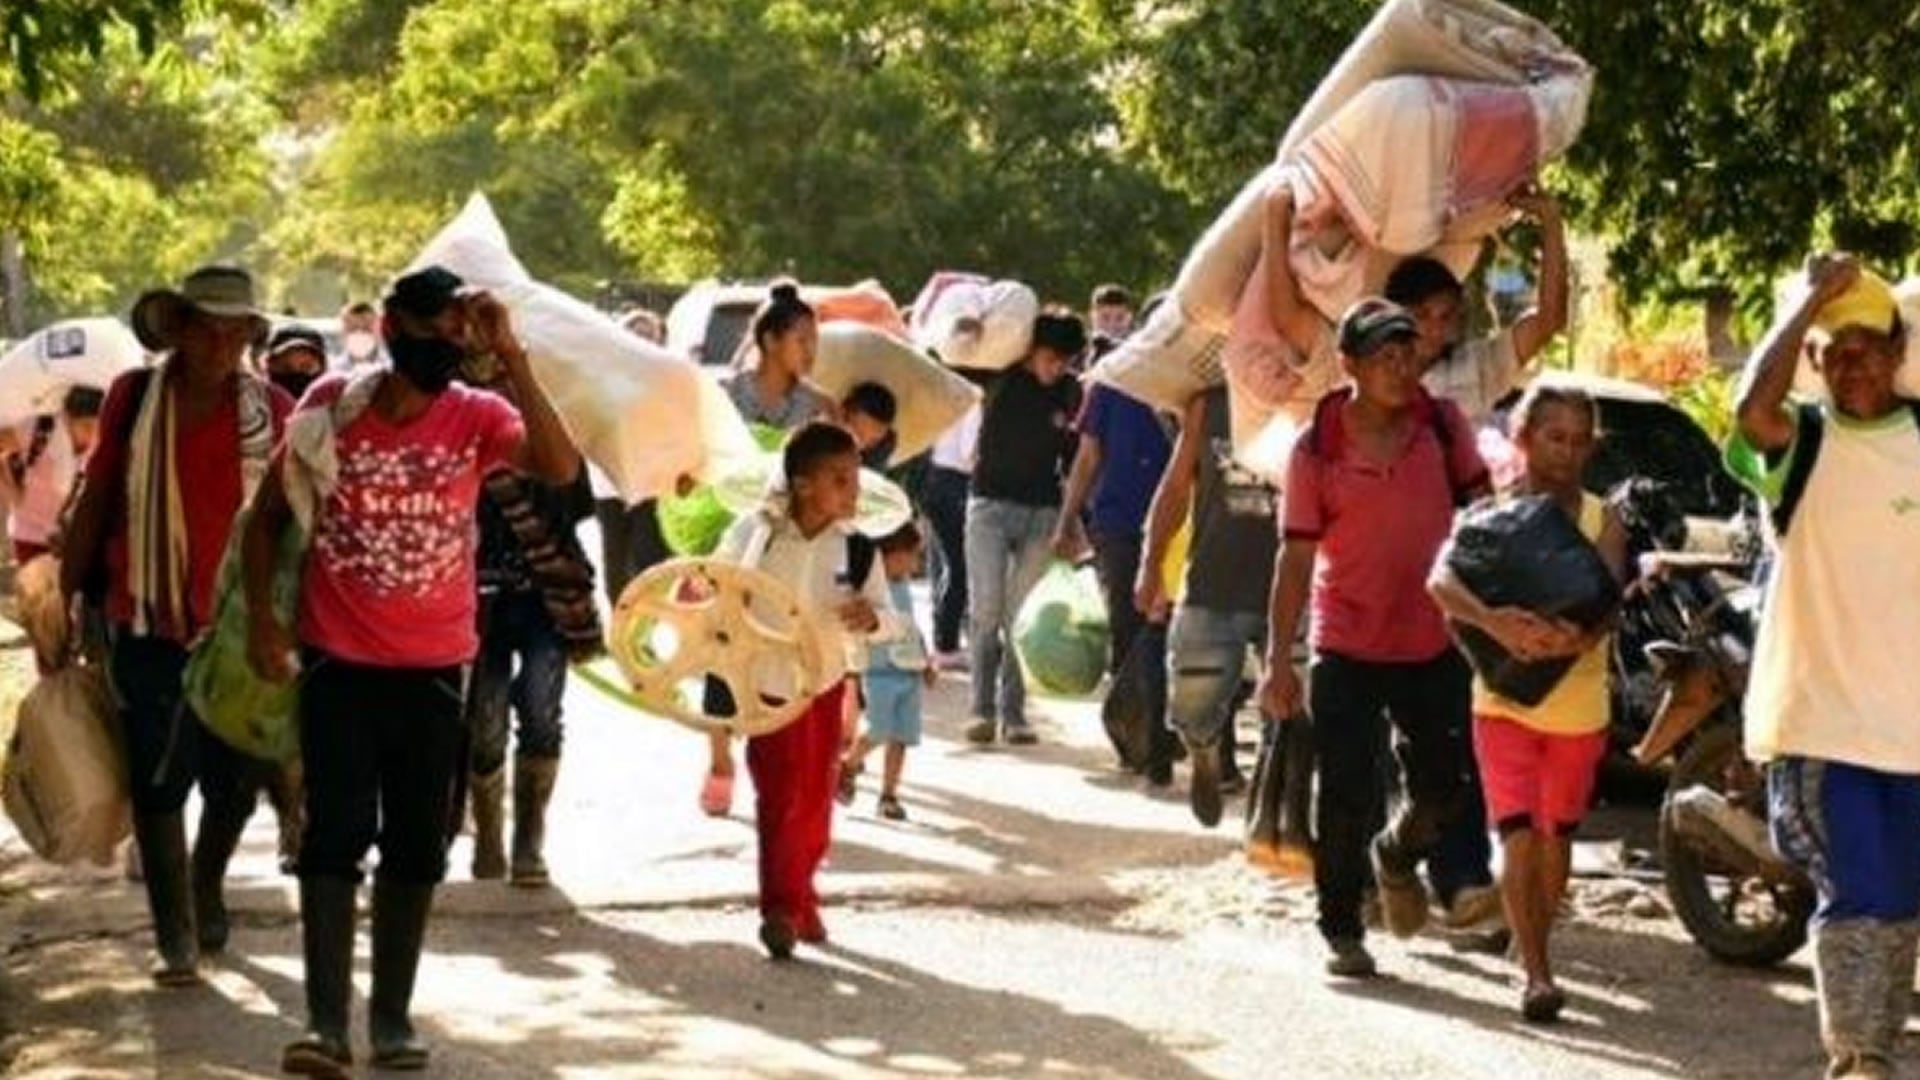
[1259,298,1491,980]
[60,265,294,989]
[243,267,579,1075]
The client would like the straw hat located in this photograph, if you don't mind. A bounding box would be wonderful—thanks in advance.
[130,265,270,350]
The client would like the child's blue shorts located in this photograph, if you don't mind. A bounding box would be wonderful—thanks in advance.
[864,670,923,747]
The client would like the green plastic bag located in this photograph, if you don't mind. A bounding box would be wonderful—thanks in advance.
[183,510,307,764]
[1015,561,1110,698]
[657,423,788,557]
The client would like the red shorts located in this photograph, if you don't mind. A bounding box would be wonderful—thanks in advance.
[1472,714,1607,837]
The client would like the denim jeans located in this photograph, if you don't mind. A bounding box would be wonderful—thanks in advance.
[1166,606,1268,749]
[298,651,468,886]
[923,467,971,654]
[964,497,1058,726]
[1089,531,1146,677]
[467,591,569,776]
[1308,649,1474,943]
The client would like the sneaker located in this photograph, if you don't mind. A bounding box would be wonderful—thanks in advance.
[759,917,797,961]
[1004,722,1039,746]
[877,794,907,822]
[1187,741,1222,828]
[281,1033,353,1078]
[965,718,998,745]
[1443,884,1504,929]
[1324,937,1378,979]
[699,771,734,817]
[1370,835,1430,939]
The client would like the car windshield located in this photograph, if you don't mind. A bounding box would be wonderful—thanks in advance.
[1585,399,1745,518]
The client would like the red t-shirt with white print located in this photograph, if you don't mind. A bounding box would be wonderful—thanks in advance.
[296,375,523,667]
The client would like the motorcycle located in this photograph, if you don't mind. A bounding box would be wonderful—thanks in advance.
[1612,479,1815,967]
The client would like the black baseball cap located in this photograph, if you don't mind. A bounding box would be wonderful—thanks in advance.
[1337,297,1418,359]
[267,325,327,358]
[385,266,467,320]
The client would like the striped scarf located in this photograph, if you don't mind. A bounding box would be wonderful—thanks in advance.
[125,364,272,638]
[482,469,604,661]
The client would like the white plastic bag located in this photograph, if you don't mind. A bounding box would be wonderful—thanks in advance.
[407,195,759,502]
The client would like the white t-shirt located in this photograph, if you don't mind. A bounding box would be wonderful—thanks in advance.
[1729,406,1920,774]
[714,510,902,699]
[1423,331,1521,427]
[931,403,982,473]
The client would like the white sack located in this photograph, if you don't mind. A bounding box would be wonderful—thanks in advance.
[0,318,146,428]
[811,323,981,464]
[3,666,129,867]
[407,194,758,502]
[909,273,1039,372]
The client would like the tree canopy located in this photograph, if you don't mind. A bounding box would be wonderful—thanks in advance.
[4,0,1920,329]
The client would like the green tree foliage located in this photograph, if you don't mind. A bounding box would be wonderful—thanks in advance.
[1117,0,1920,306]
[271,0,1197,304]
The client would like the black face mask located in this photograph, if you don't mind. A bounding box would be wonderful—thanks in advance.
[387,332,466,394]
[270,370,320,401]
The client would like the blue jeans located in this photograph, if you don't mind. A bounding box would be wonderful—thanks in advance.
[964,498,1058,726]
[1771,757,1920,924]
[1166,605,1267,748]
[467,591,569,775]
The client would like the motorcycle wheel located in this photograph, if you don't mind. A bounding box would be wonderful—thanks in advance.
[1661,723,1814,967]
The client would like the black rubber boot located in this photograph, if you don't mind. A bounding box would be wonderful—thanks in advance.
[368,879,435,1070]
[133,810,201,987]
[281,876,356,1078]
[191,793,255,954]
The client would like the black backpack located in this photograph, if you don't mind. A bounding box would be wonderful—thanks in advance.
[1769,400,1920,536]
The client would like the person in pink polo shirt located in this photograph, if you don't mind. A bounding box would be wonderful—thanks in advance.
[1260,297,1491,980]
[243,267,580,1076]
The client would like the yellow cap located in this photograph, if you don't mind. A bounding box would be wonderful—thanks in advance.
[1812,269,1898,338]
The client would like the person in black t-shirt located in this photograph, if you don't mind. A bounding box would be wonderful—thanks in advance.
[963,312,1084,746]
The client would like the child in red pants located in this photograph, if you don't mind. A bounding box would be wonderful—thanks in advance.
[715,421,900,960]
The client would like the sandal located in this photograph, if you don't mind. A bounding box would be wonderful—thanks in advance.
[877,794,907,822]
[698,771,734,818]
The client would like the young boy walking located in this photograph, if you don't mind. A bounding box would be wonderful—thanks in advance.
[1727,254,1920,1080]
[1429,385,1628,1022]
[1260,297,1490,979]
[842,522,935,821]
[713,422,901,959]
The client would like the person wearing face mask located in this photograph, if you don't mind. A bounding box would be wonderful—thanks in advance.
[265,325,329,401]
[59,265,297,988]
[242,266,580,1075]
[339,301,381,370]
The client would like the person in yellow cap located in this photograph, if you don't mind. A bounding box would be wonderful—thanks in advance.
[1728,252,1920,1080]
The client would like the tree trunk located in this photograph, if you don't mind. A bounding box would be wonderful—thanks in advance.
[1,230,27,337]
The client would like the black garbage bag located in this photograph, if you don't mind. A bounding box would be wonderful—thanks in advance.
[1442,493,1622,707]
[1101,622,1167,772]
[1246,712,1315,854]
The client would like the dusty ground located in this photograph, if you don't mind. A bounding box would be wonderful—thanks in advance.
[0,595,1853,1079]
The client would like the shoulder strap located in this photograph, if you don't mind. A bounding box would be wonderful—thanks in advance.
[1772,403,1825,537]
[846,532,877,592]
[1302,387,1354,460]
[1425,397,1476,508]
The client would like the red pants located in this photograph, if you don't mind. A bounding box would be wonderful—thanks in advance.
[747,682,847,926]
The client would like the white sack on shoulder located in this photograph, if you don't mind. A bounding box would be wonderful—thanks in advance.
[909,272,1039,372]
[406,194,758,502]
[811,323,981,464]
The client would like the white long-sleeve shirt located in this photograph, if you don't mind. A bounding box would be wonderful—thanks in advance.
[714,508,901,700]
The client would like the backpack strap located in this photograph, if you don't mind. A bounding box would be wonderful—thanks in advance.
[1306,387,1475,506]
[1770,403,1825,537]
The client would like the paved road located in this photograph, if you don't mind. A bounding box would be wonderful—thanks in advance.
[0,630,1840,1078]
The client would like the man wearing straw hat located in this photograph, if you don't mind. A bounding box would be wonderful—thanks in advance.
[60,264,296,986]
